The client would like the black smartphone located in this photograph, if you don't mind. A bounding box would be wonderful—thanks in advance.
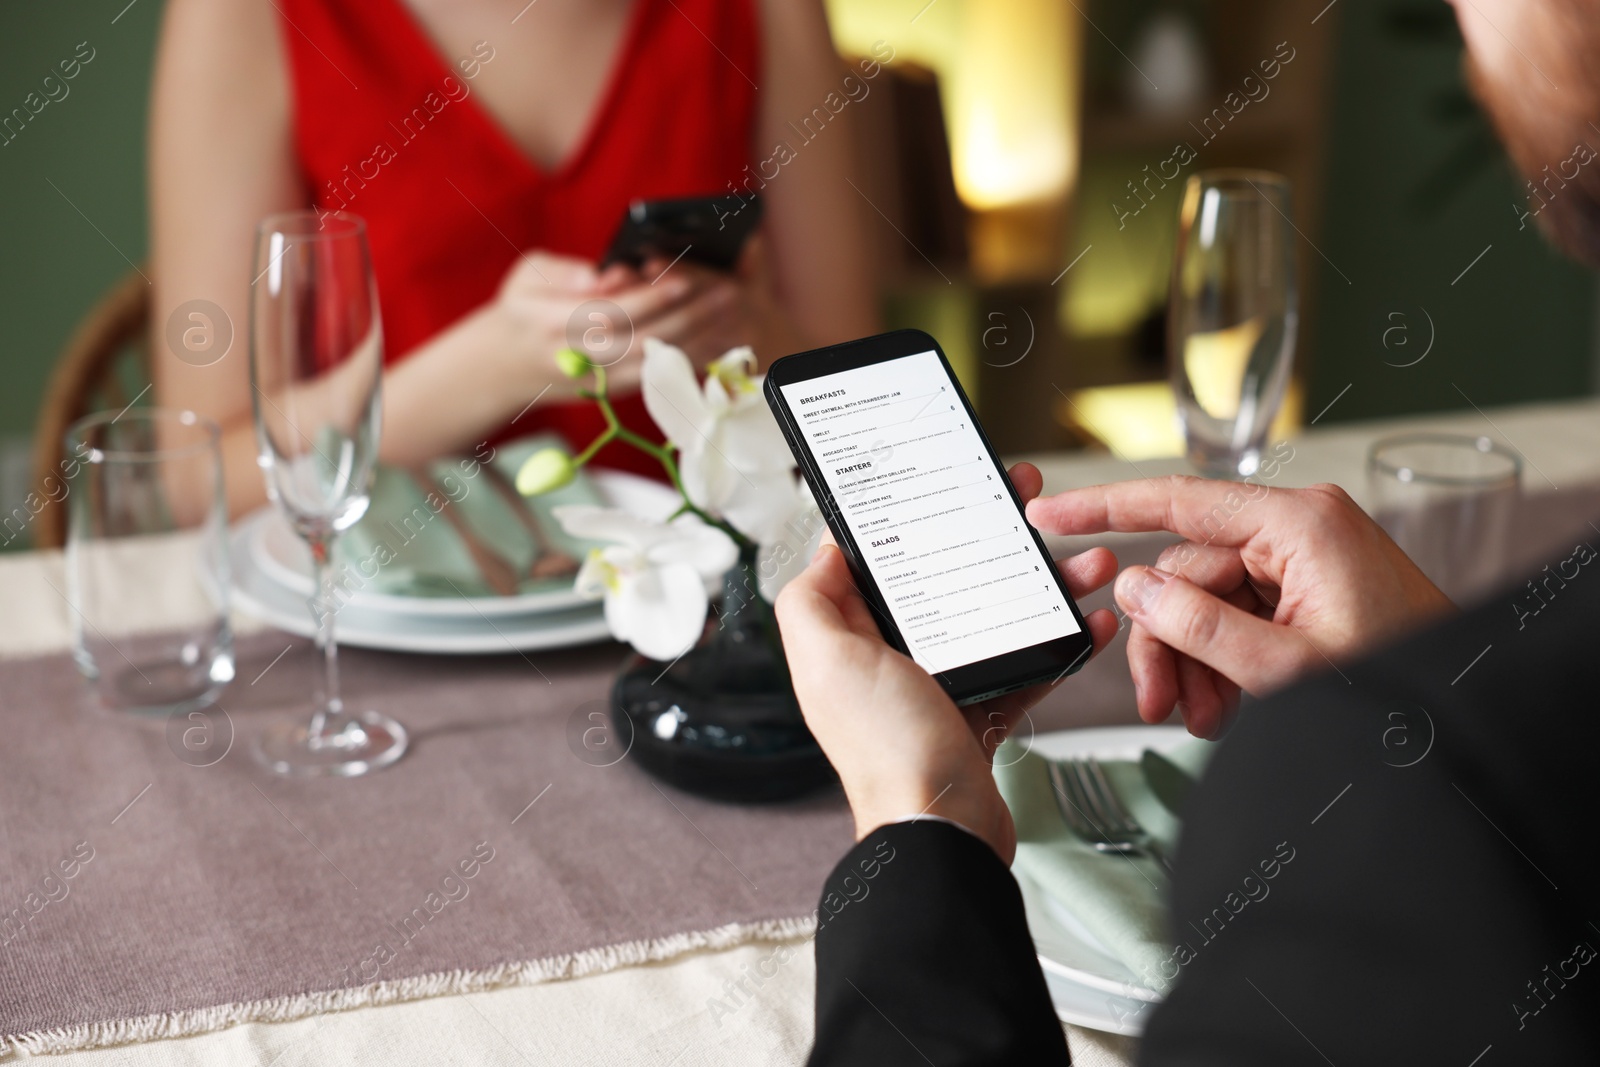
[764,329,1095,706]
[600,194,763,271]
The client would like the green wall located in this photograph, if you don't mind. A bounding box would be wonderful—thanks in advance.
[1307,0,1597,422]
[0,1,160,442]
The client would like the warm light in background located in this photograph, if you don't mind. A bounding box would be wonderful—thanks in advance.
[1058,380,1305,461]
[823,0,1079,212]
[947,0,1077,210]
[1059,160,1175,337]
[823,0,954,69]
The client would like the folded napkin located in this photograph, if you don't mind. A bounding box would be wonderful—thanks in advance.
[994,738,1212,995]
[335,436,604,599]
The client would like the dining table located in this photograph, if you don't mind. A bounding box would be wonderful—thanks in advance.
[4,395,1600,1067]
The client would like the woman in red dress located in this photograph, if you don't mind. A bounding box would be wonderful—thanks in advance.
[149,0,879,516]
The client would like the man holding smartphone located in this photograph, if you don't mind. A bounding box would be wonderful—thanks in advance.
[777,0,1600,1061]
[766,336,1103,705]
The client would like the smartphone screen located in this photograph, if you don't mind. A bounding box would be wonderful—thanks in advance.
[774,348,1083,676]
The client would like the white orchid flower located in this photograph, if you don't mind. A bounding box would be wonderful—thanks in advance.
[750,474,824,601]
[641,339,795,540]
[554,505,738,661]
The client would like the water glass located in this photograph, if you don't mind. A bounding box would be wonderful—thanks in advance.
[1169,170,1298,478]
[65,408,233,714]
[1368,433,1523,602]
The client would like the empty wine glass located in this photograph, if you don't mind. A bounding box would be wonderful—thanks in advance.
[249,210,405,777]
[1169,170,1298,479]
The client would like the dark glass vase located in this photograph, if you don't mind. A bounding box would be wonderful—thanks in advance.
[612,545,836,803]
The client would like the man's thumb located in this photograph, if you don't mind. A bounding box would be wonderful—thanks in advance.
[1114,566,1308,694]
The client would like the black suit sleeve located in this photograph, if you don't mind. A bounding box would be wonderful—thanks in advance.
[807,819,1071,1067]
[1139,568,1600,1065]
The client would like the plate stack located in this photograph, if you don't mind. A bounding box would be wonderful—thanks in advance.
[230,442,677,654]
[1014,726,1196,1036]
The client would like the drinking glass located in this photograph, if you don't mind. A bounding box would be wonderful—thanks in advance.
[1169,170,1298,478]
[249,210,405,776]
[65,408,234,714]
[1368,434,1522,602]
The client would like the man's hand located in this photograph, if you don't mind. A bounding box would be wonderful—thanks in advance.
[776,463,1120,862]
[1026,477,1454,739]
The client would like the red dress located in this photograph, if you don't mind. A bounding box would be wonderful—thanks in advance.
[276,0,762,474]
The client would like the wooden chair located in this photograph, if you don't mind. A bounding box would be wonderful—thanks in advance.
[30,270,152,550]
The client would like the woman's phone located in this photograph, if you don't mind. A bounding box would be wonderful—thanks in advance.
[765,329,1095,705]
[600,194,762,271]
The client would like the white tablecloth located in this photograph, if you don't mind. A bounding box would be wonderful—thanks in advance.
[7,396,1599,1065]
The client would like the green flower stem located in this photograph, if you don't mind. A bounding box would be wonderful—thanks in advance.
[567,361,754,552]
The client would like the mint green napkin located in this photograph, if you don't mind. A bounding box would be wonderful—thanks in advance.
[994,739,1212,995]
[335,435,604,599]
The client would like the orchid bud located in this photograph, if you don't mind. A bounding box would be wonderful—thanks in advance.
[516,448,577,496]
[554,346,591,379]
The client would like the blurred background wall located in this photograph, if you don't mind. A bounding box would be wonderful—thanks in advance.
[0,4,161,513]
[2,0,1596,546]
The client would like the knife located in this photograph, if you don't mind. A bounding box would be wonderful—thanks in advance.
[481,461,580,580]
[1141,748,1197,820]
[409,467,522,597]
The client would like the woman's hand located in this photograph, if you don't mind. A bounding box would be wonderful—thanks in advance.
[1026,477,1455,739]
[635,236,804,368]
[493,238,801,399]
[385,246,788,472]
[775,464,1121,862]
[492,250,700,398]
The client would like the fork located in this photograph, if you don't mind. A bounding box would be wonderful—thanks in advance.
[1047,756,1172,871]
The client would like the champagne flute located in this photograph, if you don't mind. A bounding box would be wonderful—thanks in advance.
[1169,170,1298,479]
[249,210,406,777]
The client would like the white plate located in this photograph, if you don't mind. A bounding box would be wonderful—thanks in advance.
[1019,725,1192,1034]
[231,513,616,653]
[1042,966,1160,1037]
[246,469,680,620]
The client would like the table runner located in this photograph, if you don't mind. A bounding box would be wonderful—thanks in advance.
[0,634,854,1054]
[6,459,1599,1059]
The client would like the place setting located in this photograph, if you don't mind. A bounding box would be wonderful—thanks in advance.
[230,440,672,656]
[1000,725,1208,1035]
